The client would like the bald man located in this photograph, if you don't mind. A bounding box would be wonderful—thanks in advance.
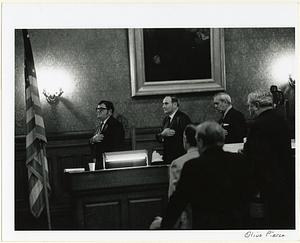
[160,121,247,229]
[156,96,191,164]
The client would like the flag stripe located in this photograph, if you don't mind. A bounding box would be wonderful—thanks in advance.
[26,90,42,109]
[26,110,45,130]
[23,29,50,219]
[26,101,43,116]
[26,117,46,135]
[28,172,44,218]
[26,127,47,147]
[25,79,40,100]
[27,158,43,181]
[29,175,43,205]
[26,139,42,162]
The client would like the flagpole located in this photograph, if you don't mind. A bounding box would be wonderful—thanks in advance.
[39,141,52,230]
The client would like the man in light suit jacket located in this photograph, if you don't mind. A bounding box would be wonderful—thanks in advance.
[89,100,125,169]
[156,96,191,164]
[150,124,199,230]
[213,92,247,143]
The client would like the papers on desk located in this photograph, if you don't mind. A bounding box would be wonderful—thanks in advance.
[151,150,163,163]
[223,143,244,153]
[223,139,295,153]
[64,168,85,173]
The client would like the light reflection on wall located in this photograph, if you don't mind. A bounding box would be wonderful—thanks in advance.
[271,54,295,86]
[36,66,74,101]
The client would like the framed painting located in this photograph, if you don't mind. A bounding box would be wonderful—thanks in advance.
[128,28,226,96]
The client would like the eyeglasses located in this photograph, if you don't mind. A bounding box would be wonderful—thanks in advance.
[96,107,107,112]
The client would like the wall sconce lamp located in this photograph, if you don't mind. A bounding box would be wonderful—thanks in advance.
[42,88,64,104]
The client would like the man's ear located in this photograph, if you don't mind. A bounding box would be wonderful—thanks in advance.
[254,101,260,109]
[197,138,203,150]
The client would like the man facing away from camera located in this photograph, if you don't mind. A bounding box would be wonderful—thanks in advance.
[159,121,247,229]
[150,124,199,229]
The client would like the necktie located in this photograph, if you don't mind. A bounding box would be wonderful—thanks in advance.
[165,116,171,128]
[95,122,103,134]
[100,122,105,132]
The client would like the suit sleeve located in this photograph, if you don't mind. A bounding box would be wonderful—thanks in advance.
[168,162,179,198]
[179,113,191,132]
[156,117,167,142]
[105,120,125,152]
[112,122,125,150]
[227,111,246,143]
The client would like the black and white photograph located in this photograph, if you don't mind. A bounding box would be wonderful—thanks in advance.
[2,2,298,242]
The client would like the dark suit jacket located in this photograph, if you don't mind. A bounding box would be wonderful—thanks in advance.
[90,116,125,169]
[243,109,293,228]
[157,110,191,164]
[161,146,247,229]
[220,107,247,143]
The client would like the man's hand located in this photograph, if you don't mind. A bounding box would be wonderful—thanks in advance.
[238,148,244,154]
[149,216,162,229]
[91,134,104,143]
[222,123,229,136]
[161,128,176,137]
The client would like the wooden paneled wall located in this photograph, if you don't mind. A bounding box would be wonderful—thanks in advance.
[15,128,163,230]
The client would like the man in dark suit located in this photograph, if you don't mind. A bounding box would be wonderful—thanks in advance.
[156,96,191,164]
[160,121,247,229]
[214,92,247,143]
[89,100,125,169]
[243,90,294,229]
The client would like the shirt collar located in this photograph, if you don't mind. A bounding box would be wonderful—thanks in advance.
[169,108,178,121]
[102,115,111,125]
[187,147,199,154]
[223,105,232,118]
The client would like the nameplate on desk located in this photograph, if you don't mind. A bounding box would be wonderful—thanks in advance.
[64,168,85,173]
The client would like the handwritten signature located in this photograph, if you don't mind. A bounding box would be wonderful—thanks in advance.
[244,231,285,238]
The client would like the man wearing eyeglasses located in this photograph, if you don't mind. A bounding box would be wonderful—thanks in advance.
[89,100,125,169]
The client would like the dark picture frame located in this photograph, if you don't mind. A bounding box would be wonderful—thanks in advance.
[129,28,226,97]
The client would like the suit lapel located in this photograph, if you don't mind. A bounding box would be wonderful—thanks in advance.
[102,117,111,133]
[170,110,179,128]
[223,107,233,123]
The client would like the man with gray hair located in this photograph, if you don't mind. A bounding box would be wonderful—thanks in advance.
[243,90,294,229]
[213,92,247,143]
[160,121,247,229]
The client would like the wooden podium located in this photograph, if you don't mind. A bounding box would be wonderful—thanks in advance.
[65,165,169,229]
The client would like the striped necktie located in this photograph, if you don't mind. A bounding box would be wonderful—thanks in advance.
[95,122,103,134]
[165,116,171,128]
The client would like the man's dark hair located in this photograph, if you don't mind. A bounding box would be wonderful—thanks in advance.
[184,124,197,147]
[98,100,114,113]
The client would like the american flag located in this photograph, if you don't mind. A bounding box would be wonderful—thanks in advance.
[22,29,51,218]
